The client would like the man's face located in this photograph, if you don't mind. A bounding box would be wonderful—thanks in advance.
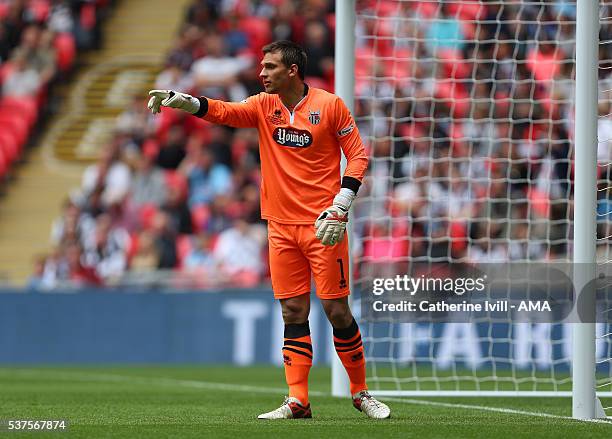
[259,51,295,94]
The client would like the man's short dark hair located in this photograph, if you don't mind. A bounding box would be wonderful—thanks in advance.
[262,40,307,80]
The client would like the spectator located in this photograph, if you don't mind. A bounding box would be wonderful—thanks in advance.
[191,32,252,101]
[156,125,187,170]
[165,24,202,71]
[50,198,96,248]
[2,0,26,51]
[162,180,193,235]
[526,37,564,84]
[0,21,12,62]
[11,25,56,84]
[424,3,466,54]
[128,147,168,209]
[150,211,178,269]
[81,142,131,209]
[27,255,49,290]
[183,146,233,208]
[48,0,75,34]
[184,231,216,272]
[154,63,194,93]
[302,20,333,79]
[129,230,160,272]
[82,214,129,282]
[64,241,102,287]
[2,51,41,97]
[213,217,264,287]
[221,10,250,56]
[197,194,234,235]
[116,96,155,141]
[45,0,585,287]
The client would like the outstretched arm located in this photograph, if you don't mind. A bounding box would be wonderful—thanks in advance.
[148,90,259,128]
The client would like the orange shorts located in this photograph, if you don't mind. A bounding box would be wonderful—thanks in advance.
[267,220,350,300]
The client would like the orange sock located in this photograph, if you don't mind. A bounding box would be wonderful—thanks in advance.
[282,322,312,405]
[333,318,367,395]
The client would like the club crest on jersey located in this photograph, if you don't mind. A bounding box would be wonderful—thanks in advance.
[308,110,321,125]
[273,127,313,148]
[267,109,286,126]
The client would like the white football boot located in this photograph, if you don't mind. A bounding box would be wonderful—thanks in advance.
[257,397,312,419]
[352,391,391,419]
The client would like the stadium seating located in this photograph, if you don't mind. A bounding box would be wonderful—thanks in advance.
[0,0,111,181]
[36,0,578,289]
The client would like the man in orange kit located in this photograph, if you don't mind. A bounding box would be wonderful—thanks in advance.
[148,40,390,420]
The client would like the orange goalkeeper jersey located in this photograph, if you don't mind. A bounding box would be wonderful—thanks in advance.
[200,86,369,224]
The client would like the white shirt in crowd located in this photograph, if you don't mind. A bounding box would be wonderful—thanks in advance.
[81,161,131,206]
[213,225,263,276]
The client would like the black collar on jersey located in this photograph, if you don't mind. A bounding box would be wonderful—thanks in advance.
[303,83,309,97]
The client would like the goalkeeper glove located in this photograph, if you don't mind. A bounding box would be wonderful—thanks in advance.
[147,90,200,115]
[314,188,356,246]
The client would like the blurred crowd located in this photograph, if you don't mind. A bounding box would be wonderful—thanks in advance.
[27,0,612,289]
[351,0,583,279]
[0,0,109,181]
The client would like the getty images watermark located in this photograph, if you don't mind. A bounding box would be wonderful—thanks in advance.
[360,263,612,323]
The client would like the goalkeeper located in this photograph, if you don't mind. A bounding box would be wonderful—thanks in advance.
[148,40,390,420]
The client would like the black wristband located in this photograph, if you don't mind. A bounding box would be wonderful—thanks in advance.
[193,97,209,117]
[341,176,362,194]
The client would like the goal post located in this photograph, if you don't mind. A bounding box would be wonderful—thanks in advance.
[333,0,612,419]
[333,0,356,398]
[572,0,598,420]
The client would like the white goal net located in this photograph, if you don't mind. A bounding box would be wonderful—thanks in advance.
[349,0,612,399]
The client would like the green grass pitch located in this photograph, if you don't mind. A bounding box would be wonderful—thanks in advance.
[1,366,611,438]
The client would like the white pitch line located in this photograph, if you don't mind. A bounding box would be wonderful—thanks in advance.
[0,368,327,396]
[383,397,612,425]
[2,368,610,423]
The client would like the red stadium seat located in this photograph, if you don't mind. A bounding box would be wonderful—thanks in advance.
[304,76,331,92]
[164,170,188,199]
[184,113,212,138]
[126,232,139,262]
[355,47,374,78]
[28,0,50,22]
[437,49,471,80]
[80,3,97,30]
[155,107,180,141]
[141,138,159,158]
[0,62,14,85]
[54,32,76,72]
[176,234,193,268]
[0,145,8,178]
[238,16,271,52]
[139,204,158,230]
[0,130,19,164]
[383,48,413,85]
[0,111,29,151]
[0,96,38,128]
[416,1,438,19]
[191,204,210,233]
[434,80,470,119]
[528,187,550,218]
[447,2,487,21]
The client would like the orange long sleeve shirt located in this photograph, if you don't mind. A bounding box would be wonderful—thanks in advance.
[200,86,369,224]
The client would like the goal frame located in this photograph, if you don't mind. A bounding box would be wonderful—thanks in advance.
[332,0,607,419]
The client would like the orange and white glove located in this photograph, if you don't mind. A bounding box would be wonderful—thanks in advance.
[314,188,356,246]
